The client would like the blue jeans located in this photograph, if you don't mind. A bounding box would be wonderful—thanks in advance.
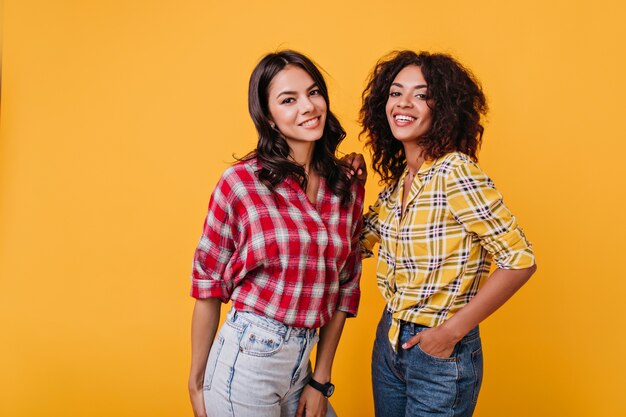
[372,309,483,417]
[203,308,338,417]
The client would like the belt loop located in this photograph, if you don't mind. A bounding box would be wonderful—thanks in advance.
[285,326,292,342]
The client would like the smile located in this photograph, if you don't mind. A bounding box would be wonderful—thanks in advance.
[394,114,416,122]
[299,117,321,128]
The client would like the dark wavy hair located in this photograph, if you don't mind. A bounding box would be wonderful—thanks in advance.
[246,50,353,205]
[360,50,488,185]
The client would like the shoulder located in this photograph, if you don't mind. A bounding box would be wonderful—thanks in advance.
[431,152,474,174]
[430,152,487,179]
[223,157,257,180]
[214,158,260,202]
[438,152,497,196]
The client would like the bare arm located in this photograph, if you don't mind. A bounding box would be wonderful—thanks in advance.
[188,298,221,417]
[402,265,537,355]
[296,311,348,417]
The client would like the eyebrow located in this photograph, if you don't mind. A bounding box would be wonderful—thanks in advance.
[276,83,319,98]
[391,82,428,89]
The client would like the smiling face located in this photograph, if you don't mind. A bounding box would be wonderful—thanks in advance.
[267,65,327,148]
[385,64,433,144]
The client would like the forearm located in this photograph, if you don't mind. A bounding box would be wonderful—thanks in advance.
[189,298,222,391]
[312,310,348,383]
[442,265,537,342]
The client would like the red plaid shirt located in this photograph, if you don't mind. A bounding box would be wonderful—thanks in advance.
[191,158,364,328]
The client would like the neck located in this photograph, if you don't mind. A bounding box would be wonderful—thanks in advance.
[403,142,425,176]
[289,141,316,172]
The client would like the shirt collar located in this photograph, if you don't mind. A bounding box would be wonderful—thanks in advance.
[400,158,436,183]
[417,158,436,176]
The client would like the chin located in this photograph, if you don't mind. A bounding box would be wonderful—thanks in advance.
[394,135,416,143]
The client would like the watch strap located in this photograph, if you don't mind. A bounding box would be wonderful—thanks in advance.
[307,377,335,398]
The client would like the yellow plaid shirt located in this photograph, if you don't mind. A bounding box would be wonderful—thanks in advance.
[362,152,535,350]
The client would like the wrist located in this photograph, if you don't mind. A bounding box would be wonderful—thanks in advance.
[311,372,331,384]
[308,377,335,398]
[439,319,466,343]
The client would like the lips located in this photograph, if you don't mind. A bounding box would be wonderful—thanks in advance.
[299,116,321,128]
[392,113,417,126]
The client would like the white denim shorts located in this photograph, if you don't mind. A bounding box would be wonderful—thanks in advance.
[203,307,338,417]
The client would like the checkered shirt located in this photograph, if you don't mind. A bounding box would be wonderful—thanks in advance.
[191,158,364,328]
[361,152,535,350]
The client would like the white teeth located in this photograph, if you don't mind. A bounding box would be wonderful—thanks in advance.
[395,115,416,122]
[301,118,318,127]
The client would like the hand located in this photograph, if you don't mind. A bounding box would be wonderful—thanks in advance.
[401,325,460,359]
[296,384,328,417]
[342,152,367,185]
[188,381,207,417]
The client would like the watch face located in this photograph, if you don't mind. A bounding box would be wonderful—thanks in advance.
[326,384,335,397]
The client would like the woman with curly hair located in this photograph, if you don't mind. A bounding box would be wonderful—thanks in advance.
[359,51,537,416]
[188,50,364,417]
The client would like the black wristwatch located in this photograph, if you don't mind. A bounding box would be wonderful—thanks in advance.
[308,377,335,398]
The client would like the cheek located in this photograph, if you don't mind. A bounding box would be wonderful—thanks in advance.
[385,100,393,114]
[419,105,433,124]
[424,112,433,128]
[314,97,328,115]
[269,107,291,125]
[267,104,279,122]
[385,101,394,123]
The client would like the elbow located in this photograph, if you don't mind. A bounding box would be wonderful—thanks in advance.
[521,263,537,283]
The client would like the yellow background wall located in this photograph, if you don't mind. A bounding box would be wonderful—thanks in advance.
[1,1,625,416]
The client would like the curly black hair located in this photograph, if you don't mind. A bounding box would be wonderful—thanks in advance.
[245,50,353,206]
[360,50,488,185]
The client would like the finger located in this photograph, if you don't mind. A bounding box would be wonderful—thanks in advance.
[295,399,305,417]
[402,334,420,349]
[320,401,328,417]
[357,169,367,185]
[354,155,366,172]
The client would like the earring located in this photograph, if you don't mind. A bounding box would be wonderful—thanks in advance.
[269,121,276,129]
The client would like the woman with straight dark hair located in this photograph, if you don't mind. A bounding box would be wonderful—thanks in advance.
[188,50,364,417]
[359,50,537,416]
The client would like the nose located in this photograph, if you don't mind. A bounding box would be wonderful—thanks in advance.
[299,97,314,113]
[397,94,413,108]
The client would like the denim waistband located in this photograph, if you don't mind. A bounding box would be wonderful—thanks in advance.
[227,307,317,340]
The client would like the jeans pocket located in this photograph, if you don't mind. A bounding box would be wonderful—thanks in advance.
[415,343,458,363]
[471,346,483,403]
[239,324,284,357]
[203,334,225,390]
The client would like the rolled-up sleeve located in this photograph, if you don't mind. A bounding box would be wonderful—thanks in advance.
[446,162,535,270]
[190,171,241,301]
